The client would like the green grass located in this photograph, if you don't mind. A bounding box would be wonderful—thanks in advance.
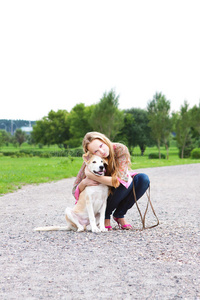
[0,145,200,195]
[131,146,200,168]
[0,156,83,195]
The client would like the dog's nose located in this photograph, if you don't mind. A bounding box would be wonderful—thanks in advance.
[99,166,104,171]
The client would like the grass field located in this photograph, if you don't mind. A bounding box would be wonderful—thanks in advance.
[0,144,200,195]
[0,156,82,195]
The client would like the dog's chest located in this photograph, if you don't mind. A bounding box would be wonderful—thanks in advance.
[85,184,108,208]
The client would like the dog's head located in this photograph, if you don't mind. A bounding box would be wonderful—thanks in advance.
[83,152,108,176]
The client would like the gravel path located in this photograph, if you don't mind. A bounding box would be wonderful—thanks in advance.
[1,164,200,300]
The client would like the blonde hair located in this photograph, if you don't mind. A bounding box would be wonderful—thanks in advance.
[82,132,120,188]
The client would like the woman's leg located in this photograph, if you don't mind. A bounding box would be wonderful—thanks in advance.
[113,173,150,218]
[105,182,133,219]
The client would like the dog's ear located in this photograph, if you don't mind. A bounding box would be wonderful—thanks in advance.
[103,158,108,165]
[83,151,93,163]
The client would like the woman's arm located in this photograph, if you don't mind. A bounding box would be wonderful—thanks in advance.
[78,177,100,193]
[85,167,114,187]
[72,163,101,200]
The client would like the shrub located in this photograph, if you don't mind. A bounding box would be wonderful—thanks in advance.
[2,151,16,156]
[31,150,42,156]
[62,148,84,157]
[191,148,200,159]
[178,148,193,158]
[178,137,195,158]
[148,153,166,159]
[15,152,26,158]
[39,152,52,158]
[19,149,32,155]
[0,147,84,158]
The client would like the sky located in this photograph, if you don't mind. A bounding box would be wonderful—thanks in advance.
[0,0,200,121]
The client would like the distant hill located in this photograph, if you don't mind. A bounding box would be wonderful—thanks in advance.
[0,119,36,134]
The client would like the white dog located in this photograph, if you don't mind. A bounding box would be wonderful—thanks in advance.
[34,153,109,233]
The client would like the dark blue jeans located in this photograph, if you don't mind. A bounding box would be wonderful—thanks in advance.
[105,173,150,219]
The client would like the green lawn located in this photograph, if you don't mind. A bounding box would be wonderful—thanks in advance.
[0,156,83,195]
[0,145,200,195]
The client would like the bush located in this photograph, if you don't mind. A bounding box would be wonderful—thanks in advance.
[0,147,84,158]
[19,149,32,155]
[39,152,52,158]
[178,137,195,158]
[56,148,84,157]
[148,153,166,159]
[191,148,200,159]
[178,147,193,158]
[3,151,19,156]
[15,152,26,158]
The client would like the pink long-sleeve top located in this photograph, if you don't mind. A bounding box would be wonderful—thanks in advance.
[72,143,137,203]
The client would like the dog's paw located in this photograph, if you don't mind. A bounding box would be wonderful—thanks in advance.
[77,226,85,232]
[100,227,108,232]
[91,227,101,233]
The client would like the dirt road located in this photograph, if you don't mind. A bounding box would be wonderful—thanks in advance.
[1,164,200,299]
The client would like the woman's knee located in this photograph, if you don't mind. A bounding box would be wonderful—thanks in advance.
[134,173,150,187]
[141,173,150,188]
[134,173,150,199]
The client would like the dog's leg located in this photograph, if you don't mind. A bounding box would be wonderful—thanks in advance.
[86,196,100,233]
[65,208,85,232]
[99,200,108,232]
[95,213,100,226]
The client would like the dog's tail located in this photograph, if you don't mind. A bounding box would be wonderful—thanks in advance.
[34,225,71,232]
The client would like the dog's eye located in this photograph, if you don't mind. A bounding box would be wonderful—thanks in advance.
[92,161,96,163]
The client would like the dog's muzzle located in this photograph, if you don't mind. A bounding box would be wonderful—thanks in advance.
[93,166,106,176]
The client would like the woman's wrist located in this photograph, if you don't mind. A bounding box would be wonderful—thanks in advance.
[78,179,86,193]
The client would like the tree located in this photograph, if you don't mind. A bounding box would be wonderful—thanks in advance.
[14,129,27,147]
[31,118,50,146]
[46,110,70,147]
[67,103,94,147]
[173,101,193,158]
[32,110,70,148]
[116,112,135,150]
[189,103,200,147]
[89,90,124,140]
[190,102,200,134]
[121,108,154,155]
[147,92,171,159]
[0,130,11,147]
[0,131,3,148]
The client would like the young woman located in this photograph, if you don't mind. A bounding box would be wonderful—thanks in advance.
[72,132,150,230]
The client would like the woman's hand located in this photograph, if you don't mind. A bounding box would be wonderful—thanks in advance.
[78,172,100,193]
[84,167,100,185]
[84,166,93,179]
[84,166,113,187]
[83,177,100,187]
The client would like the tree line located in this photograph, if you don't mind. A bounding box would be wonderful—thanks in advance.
[1,90,200,158]
[0,120,35,133]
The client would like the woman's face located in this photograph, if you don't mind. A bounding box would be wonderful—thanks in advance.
[87,139,109,158]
